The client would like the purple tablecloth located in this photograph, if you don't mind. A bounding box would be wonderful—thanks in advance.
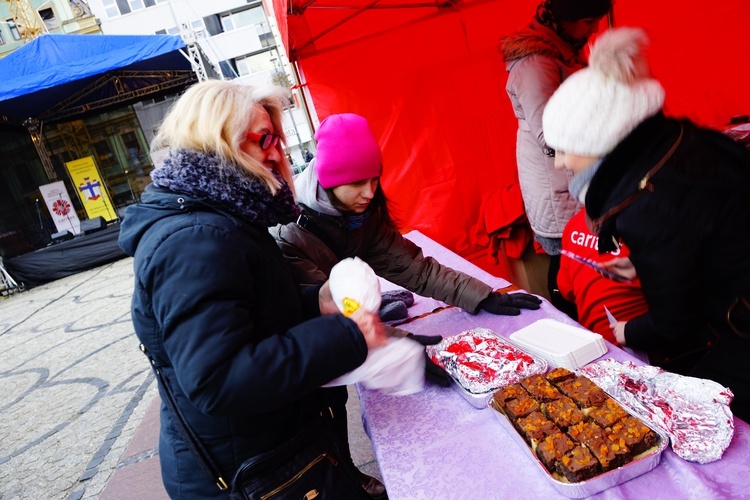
[358,231,750,499]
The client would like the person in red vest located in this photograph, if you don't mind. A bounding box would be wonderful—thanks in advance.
[558,209,648,345]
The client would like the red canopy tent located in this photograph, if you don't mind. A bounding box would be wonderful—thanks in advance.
[270,0,750,277]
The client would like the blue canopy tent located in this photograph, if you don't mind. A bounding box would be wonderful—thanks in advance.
[0,34,203,288]
[0,33,197,126]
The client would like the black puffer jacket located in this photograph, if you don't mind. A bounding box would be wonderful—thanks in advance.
[119,185,367,498]
[586,113,750,418]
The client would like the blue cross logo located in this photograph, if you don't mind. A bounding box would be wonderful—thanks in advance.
[79,178,102,200]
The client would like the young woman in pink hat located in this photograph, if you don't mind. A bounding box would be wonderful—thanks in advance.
[272,112,541,498]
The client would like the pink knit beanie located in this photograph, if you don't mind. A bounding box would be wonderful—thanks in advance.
[314,113,383,189]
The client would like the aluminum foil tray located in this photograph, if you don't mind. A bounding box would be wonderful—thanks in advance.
[489,395,668,498]
[427,328,548,409]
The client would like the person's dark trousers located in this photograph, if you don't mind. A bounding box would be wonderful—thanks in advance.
[548,254,578,321]
[328,389,387,499]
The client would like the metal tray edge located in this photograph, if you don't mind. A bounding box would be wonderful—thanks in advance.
[488,397,668,498]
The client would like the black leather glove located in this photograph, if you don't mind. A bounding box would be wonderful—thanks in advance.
[405,333,442,346]
[404,333,451,386]
[379,301,408,321]
[424,354,452,387]
[479,291,542,316]
[381,289,415,308]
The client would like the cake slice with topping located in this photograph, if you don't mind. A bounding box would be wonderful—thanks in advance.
[546,367,576,384]
[504,392,541,421]
[556,376,607,409]
[568,420,630,471]
[556,445,600,482]
[521,374,562,402]
[536,431,575,473]
[588,397,629,428]
[516,411,558,449]
[493,383,528,410]
[607,415,659,457]
[542,395,585,432]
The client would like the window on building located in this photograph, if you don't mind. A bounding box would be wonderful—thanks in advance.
[191,19,207,39]
[220,6,265,32]
[0,29,6,45]
[38,8,59,31]
[6,19,21,40]
[258,23,274,47]
[102,0,126,17]
[203,15,223,37]
[234,51,275,77]
[128,0,146,11]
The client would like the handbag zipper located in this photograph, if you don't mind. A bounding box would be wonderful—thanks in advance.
[260,453,337,500]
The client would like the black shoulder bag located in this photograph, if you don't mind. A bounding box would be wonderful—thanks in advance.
[139,344,370,499]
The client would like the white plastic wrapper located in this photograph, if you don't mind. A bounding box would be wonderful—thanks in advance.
[579,359,734,463]
[323,337,425,396]
[329,257,381,316]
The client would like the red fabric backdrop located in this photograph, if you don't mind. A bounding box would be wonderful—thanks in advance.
[271,0,750,267]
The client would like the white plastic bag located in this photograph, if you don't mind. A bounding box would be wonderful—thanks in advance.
[324,337,425,396]
[329,257,381,316]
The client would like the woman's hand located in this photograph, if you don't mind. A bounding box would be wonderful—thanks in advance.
[612,321,628,346]
[349,308,389,350]
[318,281,339,316]
[601,257,638,281]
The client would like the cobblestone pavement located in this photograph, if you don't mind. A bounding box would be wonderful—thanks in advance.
[0,257,382,499]
[0,257,157,500]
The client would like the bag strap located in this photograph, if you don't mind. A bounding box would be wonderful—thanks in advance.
[587,124,684,235]
[139,344,230,492]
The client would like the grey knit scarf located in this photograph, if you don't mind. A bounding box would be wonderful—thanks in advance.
[569,158,603,205]
[151,149,300,227]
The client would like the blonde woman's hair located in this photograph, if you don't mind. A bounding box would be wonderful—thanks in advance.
[152,79,293,194]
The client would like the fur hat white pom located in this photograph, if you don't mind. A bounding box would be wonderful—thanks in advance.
[543,27,666,157]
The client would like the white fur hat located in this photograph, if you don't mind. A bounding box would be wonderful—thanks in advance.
[543,27,666,157]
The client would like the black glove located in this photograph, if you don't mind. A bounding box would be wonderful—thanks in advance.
[405,333,442,346]
[479,291,542,316]
[381,289,415,308]
[404,333,451,387]
[379,301,408,321]
[424,354,452,387]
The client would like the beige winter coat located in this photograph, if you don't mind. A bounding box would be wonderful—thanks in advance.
[500,19,583,239]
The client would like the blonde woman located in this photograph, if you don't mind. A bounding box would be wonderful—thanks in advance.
[119,80,384,498]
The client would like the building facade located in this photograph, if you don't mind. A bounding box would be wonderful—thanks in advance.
[0,0,99,56]
[86,0,315,167]
[0,0,315,261]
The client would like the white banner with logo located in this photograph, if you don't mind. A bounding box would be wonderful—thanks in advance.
[39,181,81,235]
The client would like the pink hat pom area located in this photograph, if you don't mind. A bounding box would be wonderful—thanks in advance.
[314,113,383,189]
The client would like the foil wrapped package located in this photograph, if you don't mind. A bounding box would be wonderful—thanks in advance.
[426,328,546,395]
[578,359,734,463]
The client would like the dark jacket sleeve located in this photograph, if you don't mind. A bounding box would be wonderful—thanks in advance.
[362,221,493,313]
[272,223,338,287]
[148,223,367,417]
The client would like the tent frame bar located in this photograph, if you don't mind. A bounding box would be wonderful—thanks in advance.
[41,70,196,122]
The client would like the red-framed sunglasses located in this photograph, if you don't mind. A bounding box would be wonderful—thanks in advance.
[246,131,280,150]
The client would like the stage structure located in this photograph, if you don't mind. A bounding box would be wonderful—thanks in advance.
[0,34,205,180]
[0,33,215,284]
